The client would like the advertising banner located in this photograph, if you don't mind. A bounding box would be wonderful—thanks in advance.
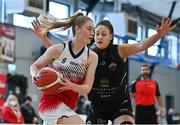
[0,23,15,62]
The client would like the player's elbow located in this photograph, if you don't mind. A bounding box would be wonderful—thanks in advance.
[81,88,91,94]
[30,65,34,76]
[30,64,39,77]
[86,88,91,94]
[82,85,92,94]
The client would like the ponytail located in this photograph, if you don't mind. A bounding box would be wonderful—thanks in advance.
[38,11,84,35]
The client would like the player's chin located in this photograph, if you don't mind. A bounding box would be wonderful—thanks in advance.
[87,40,91,44]
[87,39,92,44]
[96,43,104,49]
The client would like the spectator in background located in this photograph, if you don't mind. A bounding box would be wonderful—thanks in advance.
[75,95,87,114]
[1,94,24,124]
[75,95,90,115]
[130,64,165,124]
[157,108,167,124]
[14,86,24,104]
[0,94,5,108]
[167,108,175,124]
[174,112,180,124]
[20,96,38,124]
[0,94,5,123]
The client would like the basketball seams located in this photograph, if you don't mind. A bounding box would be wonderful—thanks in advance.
[36,77,62,90]
[33,67,64,94]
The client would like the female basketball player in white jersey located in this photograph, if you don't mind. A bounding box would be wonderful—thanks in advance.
[30,11,98,124]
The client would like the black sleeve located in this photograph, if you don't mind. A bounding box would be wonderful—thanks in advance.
[131,81,137,93]
[31,107,37,117]
[155,81,161,96]
[20,106,27,117]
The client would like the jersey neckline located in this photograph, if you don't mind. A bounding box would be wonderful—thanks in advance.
[69,40,85,59]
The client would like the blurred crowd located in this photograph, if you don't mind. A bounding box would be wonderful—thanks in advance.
[0,91,39,124]
[0,92,180,124]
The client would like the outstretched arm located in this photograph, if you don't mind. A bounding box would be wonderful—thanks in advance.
[31,20,54,48]
[119,18,176,60]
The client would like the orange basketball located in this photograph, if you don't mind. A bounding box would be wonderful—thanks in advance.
[33,67,64,95]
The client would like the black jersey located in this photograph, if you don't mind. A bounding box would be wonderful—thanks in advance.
[88,45,130,108]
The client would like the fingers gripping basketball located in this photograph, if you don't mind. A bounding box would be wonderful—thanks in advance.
[33,67,64,95]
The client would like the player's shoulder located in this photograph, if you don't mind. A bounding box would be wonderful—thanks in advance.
[48,43,65,51]
[89,49,98,59]
[46,43,65,57]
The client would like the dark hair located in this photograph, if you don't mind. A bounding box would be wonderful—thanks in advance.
[23,96,32,102]
[96,20,114,46]
[142,64,150,68]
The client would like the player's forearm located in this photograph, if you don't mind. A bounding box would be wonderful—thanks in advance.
[137,34,161,51]
[40,35,54,48]
[71,83,91,94]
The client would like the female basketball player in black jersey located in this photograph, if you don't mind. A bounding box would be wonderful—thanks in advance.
[31,17,175,124]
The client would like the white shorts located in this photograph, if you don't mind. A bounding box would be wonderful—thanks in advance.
[39,102,77,125]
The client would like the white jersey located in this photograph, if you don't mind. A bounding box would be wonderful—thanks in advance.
[38,41,90,113]
[53,41,89,84]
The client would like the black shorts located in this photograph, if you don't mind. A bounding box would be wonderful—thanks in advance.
[135,105,158,124]
[86,101,134,124]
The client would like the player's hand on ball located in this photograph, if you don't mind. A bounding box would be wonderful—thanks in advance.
[58,77,73,92]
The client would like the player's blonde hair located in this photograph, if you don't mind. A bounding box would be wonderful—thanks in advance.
[38,11,92,36]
